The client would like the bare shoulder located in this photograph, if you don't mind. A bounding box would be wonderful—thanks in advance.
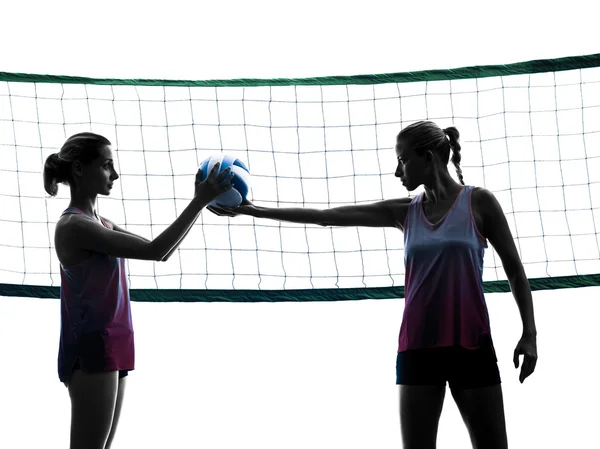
[57,212,99,231]
[55,214,94,265]
[470,186,509,239]
[56,212,84,234]
[56,213,105,243]
[380,197,413,229]
[99,215,115,230]
[471,186,501,215]
[471,187,522,269]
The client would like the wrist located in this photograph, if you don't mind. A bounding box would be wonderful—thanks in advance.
[191,196,211,211]
[246,205,262,217]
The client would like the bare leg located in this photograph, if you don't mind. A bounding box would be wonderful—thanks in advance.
[104,376,127,449]
[450,384,508,449]
[398,385,446,449]
[67,369,119,449]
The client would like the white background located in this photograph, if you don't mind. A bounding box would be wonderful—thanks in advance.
[1,1,599,448]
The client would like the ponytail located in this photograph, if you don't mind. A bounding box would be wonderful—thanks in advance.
[443,126,464,185]
[43,153,68,196]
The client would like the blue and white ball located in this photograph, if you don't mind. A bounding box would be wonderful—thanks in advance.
[199,154,251,207]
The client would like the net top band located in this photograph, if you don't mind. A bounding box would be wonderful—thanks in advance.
[1,53,600,87]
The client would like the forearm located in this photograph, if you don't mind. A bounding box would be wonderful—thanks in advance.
[508,271,537,338]
[161,224,194,261]
[151,198,207,260]
[249,205,327,225]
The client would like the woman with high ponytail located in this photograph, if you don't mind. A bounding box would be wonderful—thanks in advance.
[443,126,464,185]
[48,132,234,449]
[207,120,538,449]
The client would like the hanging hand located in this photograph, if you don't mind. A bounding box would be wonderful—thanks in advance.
[513,335,538,384]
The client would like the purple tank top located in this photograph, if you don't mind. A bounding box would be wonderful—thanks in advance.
[57,207,135,382]
[398,185,492,352]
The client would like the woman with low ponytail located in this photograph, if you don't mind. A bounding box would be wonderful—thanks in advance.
[46,132,233,449]
[43,133,111,197]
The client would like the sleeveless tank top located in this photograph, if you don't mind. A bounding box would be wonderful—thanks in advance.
[57,207,135,382]
[398,185,492,352]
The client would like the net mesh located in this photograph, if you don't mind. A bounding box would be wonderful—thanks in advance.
[1,58,600,296]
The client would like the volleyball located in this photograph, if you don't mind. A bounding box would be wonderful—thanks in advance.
[199,154,251,207]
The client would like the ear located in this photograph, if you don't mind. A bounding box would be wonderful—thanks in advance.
[424,150,435,164]
[71,160,83,178]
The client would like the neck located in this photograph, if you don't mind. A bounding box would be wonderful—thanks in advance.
[423,170,463,204]
[69,189,98,218]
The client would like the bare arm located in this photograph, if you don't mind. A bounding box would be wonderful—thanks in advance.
[69,164,233,261]
[102,218,151,243]
[103,217,192,262]
[160,224,194,262]
[475,187,537,338]
[69,199,205,261]
[211,198,412,228]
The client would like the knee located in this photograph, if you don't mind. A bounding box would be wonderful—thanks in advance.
[402,438,437,449]
[70,427,110,449]
[69,439,107,449]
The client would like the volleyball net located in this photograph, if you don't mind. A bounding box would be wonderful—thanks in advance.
[1,54,600,302]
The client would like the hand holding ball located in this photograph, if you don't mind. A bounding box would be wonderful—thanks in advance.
[199,154,251,207]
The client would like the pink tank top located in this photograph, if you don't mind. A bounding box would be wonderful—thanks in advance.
[398,186,492,352]
[57,207,135,382]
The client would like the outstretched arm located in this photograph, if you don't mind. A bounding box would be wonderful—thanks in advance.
[210,197,412,228]
[69,164,233,261]
[102,218,188,262]
[102,219,150,243]
[159,225,195,262]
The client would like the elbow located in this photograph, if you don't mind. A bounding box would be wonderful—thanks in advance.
[156,251,169,262]
[317,211,334,227]
[146,242,167,262]
[506,265,528,285]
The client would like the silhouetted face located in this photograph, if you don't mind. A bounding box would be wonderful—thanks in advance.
[395,138,428,192]
[75,145,119,196]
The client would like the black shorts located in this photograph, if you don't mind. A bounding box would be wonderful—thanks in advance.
[396,335,501,391]
[72,359,129,379]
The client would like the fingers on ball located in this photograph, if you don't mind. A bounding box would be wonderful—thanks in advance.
[217,167,232,180]
[209,162,221,176]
